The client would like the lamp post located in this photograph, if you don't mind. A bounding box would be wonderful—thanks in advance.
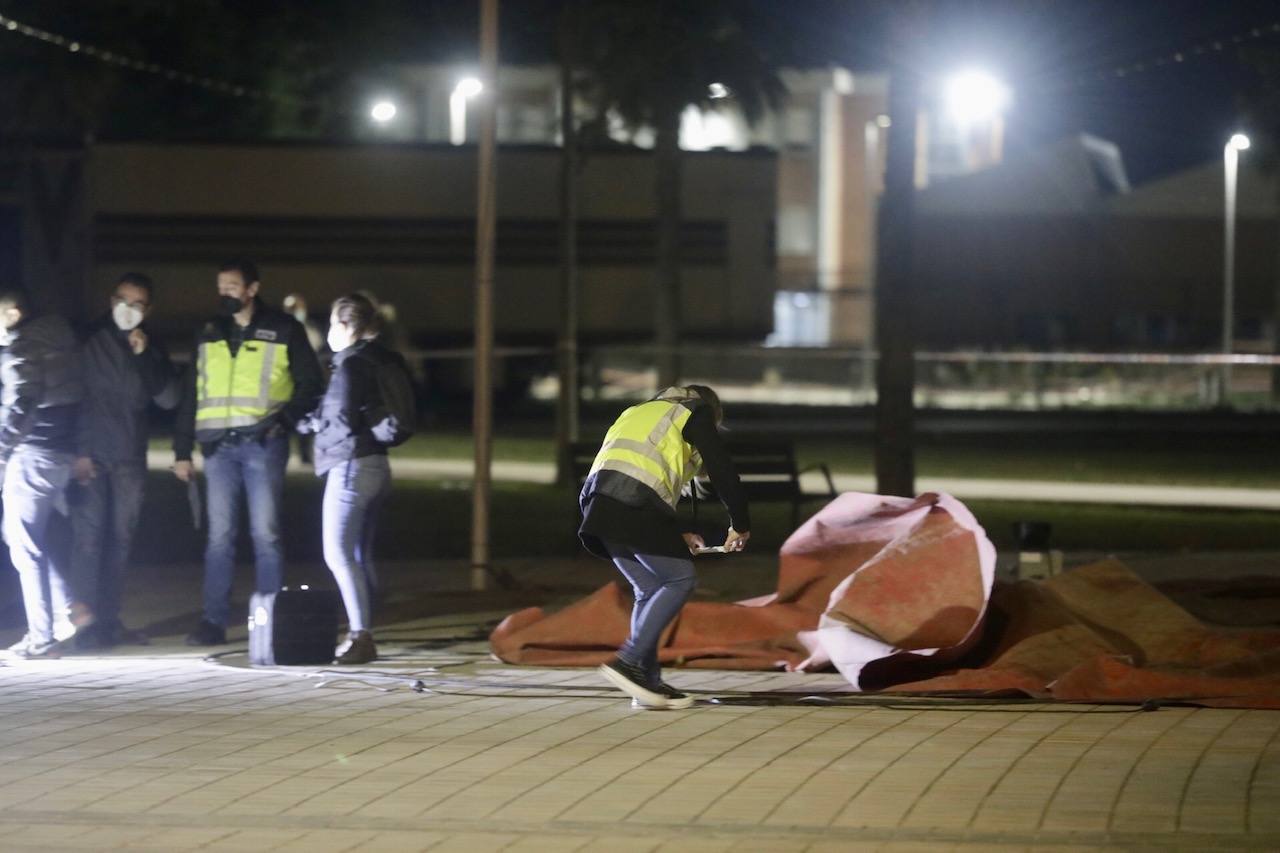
[1222,131,1250,402]
[470,6,498,591]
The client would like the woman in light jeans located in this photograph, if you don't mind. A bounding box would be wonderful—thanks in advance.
[299,293,413,664]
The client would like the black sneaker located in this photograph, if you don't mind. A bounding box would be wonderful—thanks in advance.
[599,657,667,708]
[185,620,226,646]
[630,682,695,710]
[334,631,377,665]
[79,622,150,650]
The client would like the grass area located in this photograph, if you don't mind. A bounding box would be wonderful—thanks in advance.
[795,440,1280,489]
[131,471,1280,570]
[150,431,1280,488]
[402,432,1280,489]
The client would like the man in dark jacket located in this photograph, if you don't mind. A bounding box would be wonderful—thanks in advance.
[71,273,179,648]
[0,288,89,659]
[172,260,322,646]
[580,385,750,709]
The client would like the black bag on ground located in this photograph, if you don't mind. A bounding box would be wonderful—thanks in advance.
[248,588,340,666]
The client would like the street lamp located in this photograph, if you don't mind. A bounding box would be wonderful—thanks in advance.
[943,70,1009,172]
[450,76,484,145]
[1222,131,1250,400]
[944,70,1009,124]
[369,99,398,124]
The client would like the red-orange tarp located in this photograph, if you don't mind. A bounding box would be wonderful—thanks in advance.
[490,492,1280,709]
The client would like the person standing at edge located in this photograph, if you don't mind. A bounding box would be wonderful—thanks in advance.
[173,260,323,646]
[71,273,179,648]
[580,385,750,709]
[298,293,413,665]
[0,288,91,658]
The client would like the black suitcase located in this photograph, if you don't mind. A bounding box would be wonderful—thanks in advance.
[248,587,339,666]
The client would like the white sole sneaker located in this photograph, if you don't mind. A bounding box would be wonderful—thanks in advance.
[631,694,695,711]
[661,692,695,710]
[598,662,668,708]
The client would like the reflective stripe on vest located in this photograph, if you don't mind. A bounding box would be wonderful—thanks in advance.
[195,339,293,431]
[589,400,703,509]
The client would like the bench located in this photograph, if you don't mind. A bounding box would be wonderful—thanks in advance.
[719,439,837,529]
[570,438,837,530]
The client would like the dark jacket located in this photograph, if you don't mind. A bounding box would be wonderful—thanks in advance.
[173,301,323,461]
[0,313,84,460]
[77,317,179,465]
[578,402,751,559]
[301,338,410,476]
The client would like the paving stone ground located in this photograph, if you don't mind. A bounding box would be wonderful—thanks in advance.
[1,555,1278,852]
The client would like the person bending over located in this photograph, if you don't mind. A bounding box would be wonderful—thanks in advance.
[579,385,750,709]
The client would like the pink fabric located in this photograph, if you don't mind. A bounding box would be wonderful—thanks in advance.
[491,492,995,687]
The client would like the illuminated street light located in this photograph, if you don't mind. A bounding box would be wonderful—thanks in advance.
[450,77,484,145]
[369,99,397,123]
[1221,131,1251,400]
[708,82,729,99]
[944,70,1009,123]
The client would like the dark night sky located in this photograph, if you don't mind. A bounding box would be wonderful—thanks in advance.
[748,0,1280,184]
[4,0,1280,184]
[343,0,1280,183]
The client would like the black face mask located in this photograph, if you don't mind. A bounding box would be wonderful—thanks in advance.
[218,295,246,316]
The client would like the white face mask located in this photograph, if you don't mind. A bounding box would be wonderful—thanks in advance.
[327,324,352,353]
[112,302,144,331]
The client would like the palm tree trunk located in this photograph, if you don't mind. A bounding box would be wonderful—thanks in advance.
[554,52,581,486]
[874,8,923,498]
[654,106,682,389]
[1271,210,1280,400]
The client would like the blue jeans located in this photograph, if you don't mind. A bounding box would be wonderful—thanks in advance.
[4,448,77,645]
[323,455,391,633]
[70,461,146,626]
[202,434,288,627]
[604,540,696,686]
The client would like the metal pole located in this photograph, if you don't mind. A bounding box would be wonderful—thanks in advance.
[554,53,581,486]
[1222,141,1237,402]
[470,0,499,591]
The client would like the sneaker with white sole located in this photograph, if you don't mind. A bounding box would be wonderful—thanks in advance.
[630,682,695,710]
[599,657,667,708]
[12,638,62,659]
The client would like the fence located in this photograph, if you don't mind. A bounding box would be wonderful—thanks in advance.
[398,345,1280,412]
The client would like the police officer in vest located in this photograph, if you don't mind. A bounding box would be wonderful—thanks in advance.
[173,260,323,646]
[580,385,750,709]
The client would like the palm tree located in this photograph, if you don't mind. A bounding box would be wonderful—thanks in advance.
[874,2,925,498]
[554,2,584,486]
[566,0,785,388]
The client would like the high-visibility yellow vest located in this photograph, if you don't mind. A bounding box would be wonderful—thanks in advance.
[195,337,293,432]
[589,397,703,510]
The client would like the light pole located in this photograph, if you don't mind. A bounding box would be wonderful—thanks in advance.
[470,7,498,591]
[1222,131,1250,401]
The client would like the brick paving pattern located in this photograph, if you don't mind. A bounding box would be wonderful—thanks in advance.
[1,610,1277,852]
